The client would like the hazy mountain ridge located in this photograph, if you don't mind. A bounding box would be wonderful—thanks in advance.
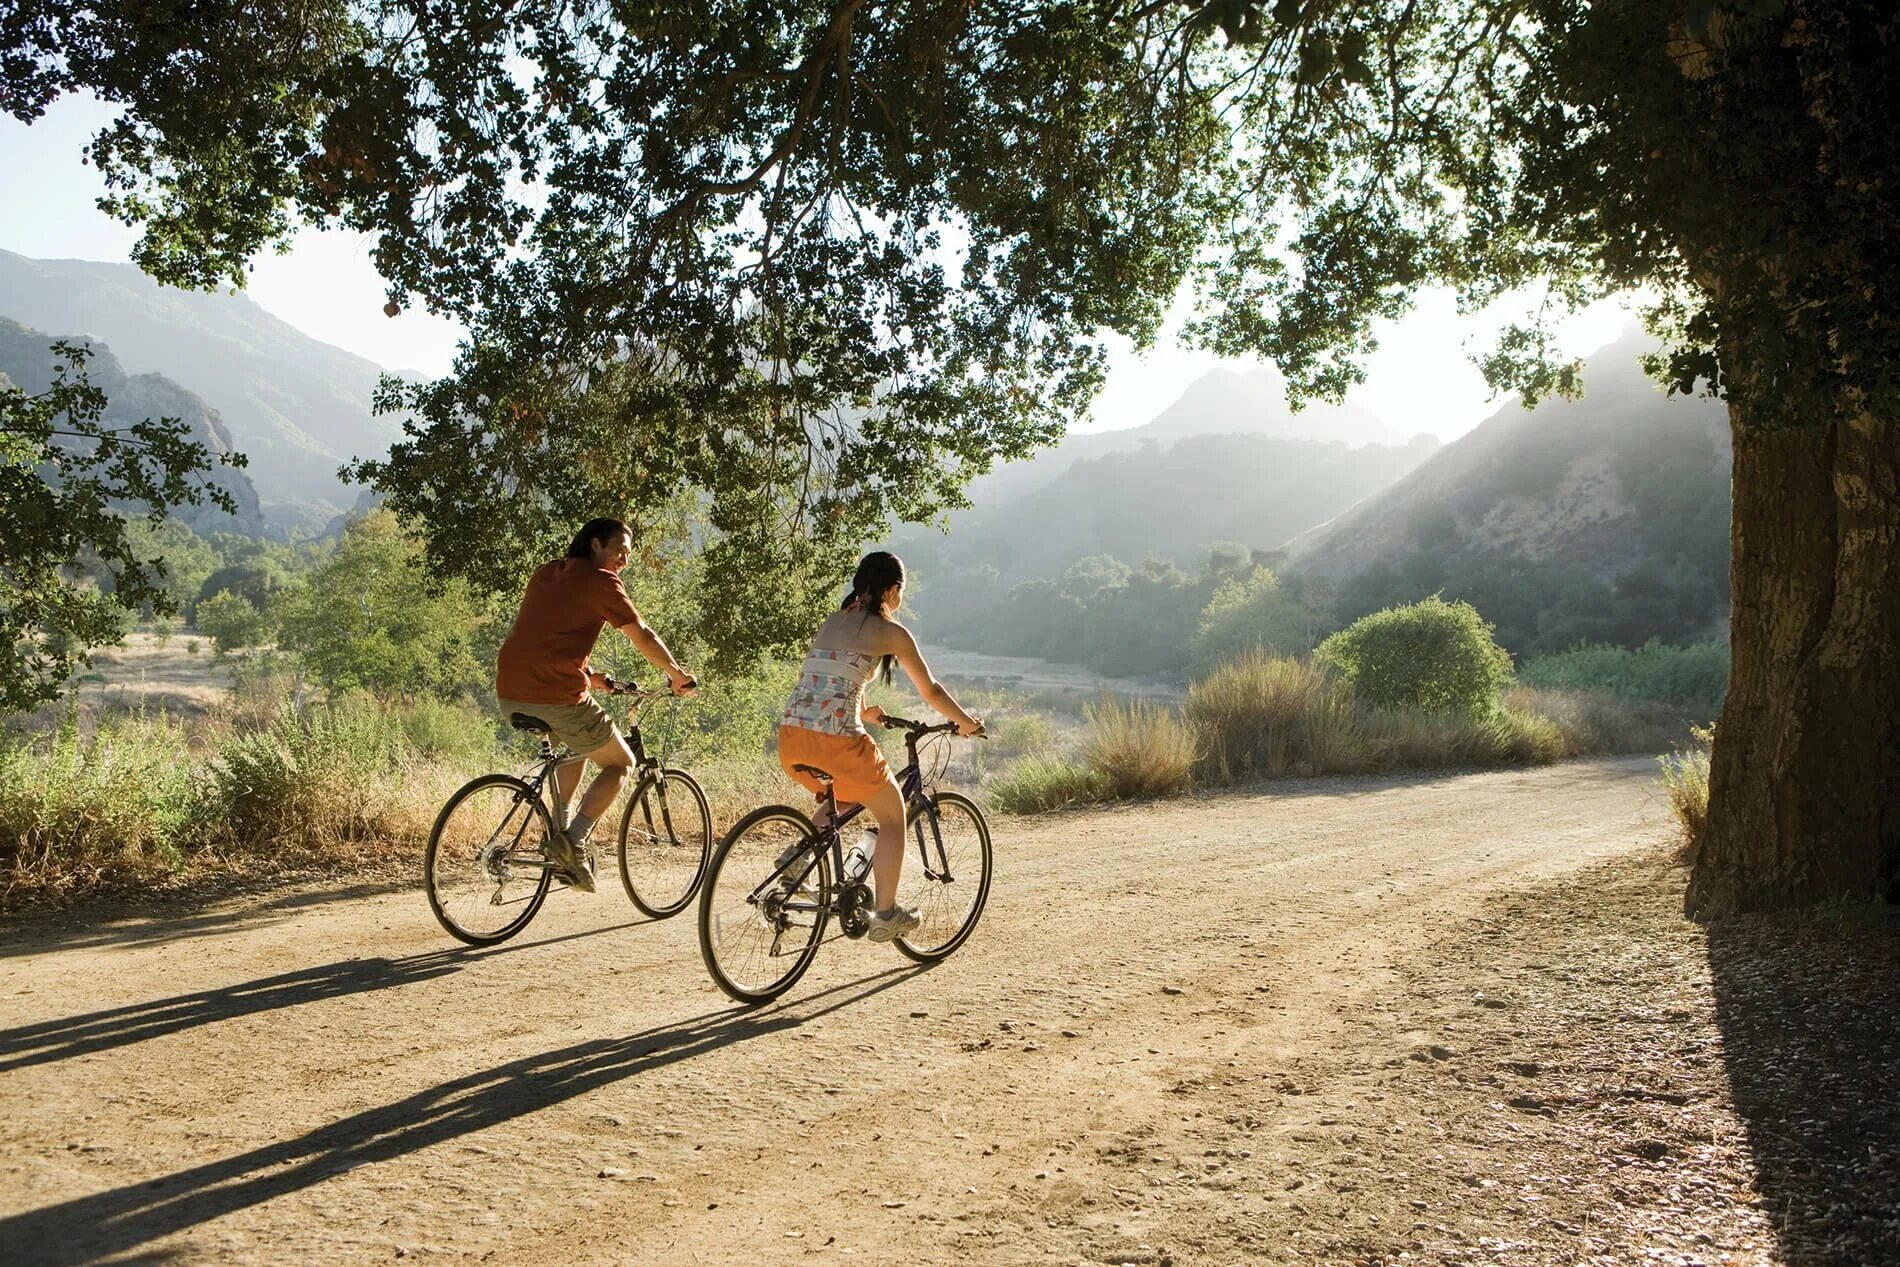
[0,315,266,537]
[1283,330,1730,578]
[908,430,1442,583]
[1279,328,1733,653]
[0,250,401,532]
[963,362,1420,508]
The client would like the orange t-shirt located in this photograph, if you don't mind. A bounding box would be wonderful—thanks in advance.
[495,559,642,704]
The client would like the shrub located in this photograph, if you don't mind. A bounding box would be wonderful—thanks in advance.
[400,695,504,766]
[0,708,209,904]
[1317,596,1513,719]
[1188,568,1330,677]
[1506,686,1689,756]
[984,711,1055,760]
[1519,638,1728,718]
[1659,725,1714,859]
[211,692,414,851]
[1185,650,1365,781]
[1080,696,1196,799]
[989,755,1112,814]
[195,589,270,654]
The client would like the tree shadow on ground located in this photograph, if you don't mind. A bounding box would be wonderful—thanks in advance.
[0,965,914,1266]
[0,879,416,961]
[0,919,648,1071]
[1707,906,1900,1264]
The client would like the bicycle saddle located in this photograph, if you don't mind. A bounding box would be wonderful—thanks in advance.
[789,763,834,783]
[509,713,552,734]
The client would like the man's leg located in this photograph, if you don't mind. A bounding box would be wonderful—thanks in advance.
[567,731,635,846]
[551,755,589,822]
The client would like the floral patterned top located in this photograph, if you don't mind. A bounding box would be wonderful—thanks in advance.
[781,648,880,736]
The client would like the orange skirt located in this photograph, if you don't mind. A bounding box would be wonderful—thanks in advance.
[777,724,894,806]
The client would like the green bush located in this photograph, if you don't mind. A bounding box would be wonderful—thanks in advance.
[1317,596,1513,719]
[1186,650,1365,781]
[1519,638,1728,718]
[195,589,270,654]
[211,692,410,850]
[400,696,505,766]
[1080,696,1196,800]
[272,510,489,697]
[988,755,1112,814]
[1189,568,1330,677]
[984,711,1055,760]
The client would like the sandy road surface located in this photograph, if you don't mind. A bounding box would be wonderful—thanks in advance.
[0,758,1675,1265]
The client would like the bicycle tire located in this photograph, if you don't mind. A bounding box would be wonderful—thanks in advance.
[617,767,714,919]
[424,773,555,946]
[697,804,831,1005]
[894,790,993,964]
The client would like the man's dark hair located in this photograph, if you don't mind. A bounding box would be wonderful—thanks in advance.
[565,517,630,560]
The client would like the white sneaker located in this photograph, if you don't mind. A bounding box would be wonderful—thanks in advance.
[865,906,920,944]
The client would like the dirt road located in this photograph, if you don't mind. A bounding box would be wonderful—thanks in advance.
[1,758,1762,1265]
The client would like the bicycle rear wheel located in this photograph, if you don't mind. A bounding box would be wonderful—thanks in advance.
[425,774,554,945]
[617,767,713,919]
[698,806,830,1005]
[894,790,993,963]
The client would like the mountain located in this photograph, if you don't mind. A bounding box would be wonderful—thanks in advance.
[1282,327,1732,652]
[963,363,1418,508]
[0,316,266,537]
[902,431,1441,583]
[0,250,404,532]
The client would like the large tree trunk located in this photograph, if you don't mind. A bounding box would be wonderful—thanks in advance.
[1687,404,1900,917]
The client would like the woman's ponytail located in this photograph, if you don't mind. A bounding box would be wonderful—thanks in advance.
[844,551,905,685]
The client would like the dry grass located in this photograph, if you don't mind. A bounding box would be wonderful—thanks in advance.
[1080,696,1197,800]
[1186,650,1365,781]
[1658,725,1714,860]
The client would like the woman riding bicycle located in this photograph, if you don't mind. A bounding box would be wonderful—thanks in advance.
[496,517,696,892]
[778,551,982,943]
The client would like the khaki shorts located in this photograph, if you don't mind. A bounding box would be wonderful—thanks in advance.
[497,695,619,755]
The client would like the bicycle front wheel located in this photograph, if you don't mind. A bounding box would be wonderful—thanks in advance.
[894,790,993,963]
[617,767,713,919]
[697,805,830,1005]
[424,774,554,946]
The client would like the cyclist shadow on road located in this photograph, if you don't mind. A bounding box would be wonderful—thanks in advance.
[0,919,651,1074]
[0,965,915,1267]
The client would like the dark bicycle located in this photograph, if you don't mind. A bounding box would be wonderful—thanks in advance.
[424,679,713,945]
[696,714,992,1004]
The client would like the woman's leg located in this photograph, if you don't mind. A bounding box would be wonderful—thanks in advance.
[862,778,909,912]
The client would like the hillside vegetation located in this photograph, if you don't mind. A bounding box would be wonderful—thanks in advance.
[0,250,398,532]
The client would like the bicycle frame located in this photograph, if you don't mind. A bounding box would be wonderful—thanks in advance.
[509,692,678,855]
[747,722,960,918]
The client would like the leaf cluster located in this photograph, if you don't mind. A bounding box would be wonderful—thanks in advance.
[0,343,242,712]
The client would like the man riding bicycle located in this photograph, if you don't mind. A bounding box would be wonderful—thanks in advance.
[495,517,696,891]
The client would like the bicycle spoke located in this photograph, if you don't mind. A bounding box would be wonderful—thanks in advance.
[426,776,554,944]
[894,792,992,962]
[699,808,829,1002]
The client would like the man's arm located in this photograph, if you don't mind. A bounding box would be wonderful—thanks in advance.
[617,614,696,694]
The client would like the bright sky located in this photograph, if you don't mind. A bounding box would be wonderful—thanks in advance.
[0,95,1634,440]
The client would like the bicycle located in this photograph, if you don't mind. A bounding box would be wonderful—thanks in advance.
[424,679,713,945]
[696,714,993,1005]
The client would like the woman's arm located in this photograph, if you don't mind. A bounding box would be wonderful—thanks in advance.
[887,623,981,736]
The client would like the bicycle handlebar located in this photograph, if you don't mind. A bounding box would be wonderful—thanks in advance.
[601,675,696,701]
[877,713,984,739]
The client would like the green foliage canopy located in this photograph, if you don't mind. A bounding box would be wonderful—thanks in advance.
[272,509,488,696]
[0,344,243,712]
[1317,596,1513,718]
[194,588,271,655]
